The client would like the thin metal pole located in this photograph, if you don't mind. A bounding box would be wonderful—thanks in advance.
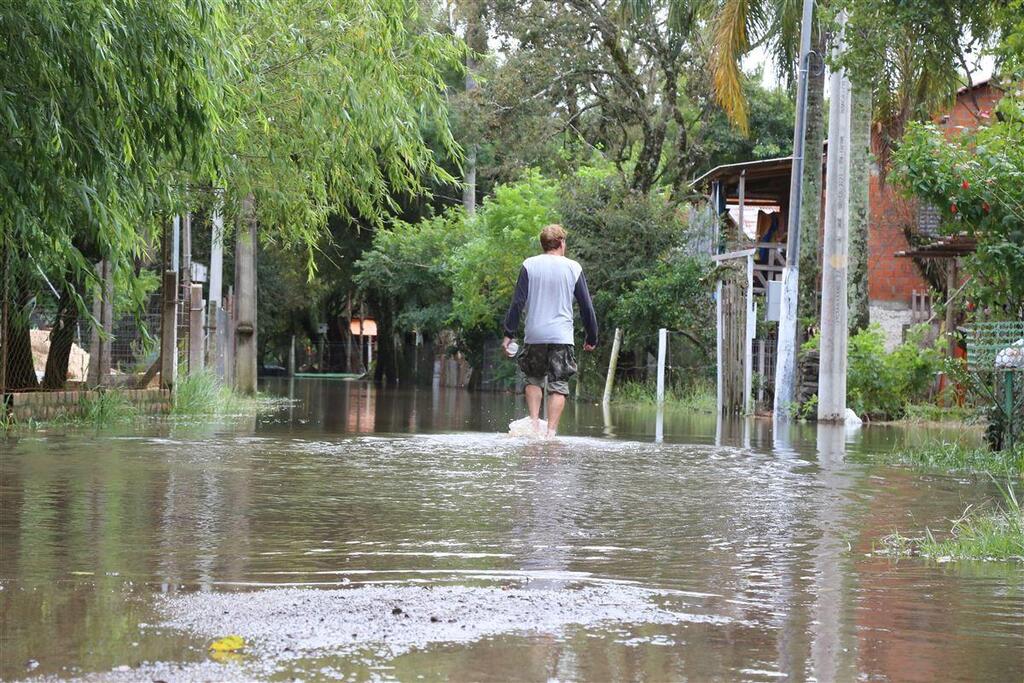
[773,0,816,420]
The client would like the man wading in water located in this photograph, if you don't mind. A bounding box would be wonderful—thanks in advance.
[502,224,598,437]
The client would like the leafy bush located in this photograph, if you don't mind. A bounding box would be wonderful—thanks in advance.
[804,324,942,420]
[612,253,715,349]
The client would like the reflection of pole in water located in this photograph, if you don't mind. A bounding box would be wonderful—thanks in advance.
[811,422,855,681]
[602,400,614,437]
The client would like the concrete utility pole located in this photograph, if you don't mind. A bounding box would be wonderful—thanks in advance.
[773,0,816,420]
[234,195,258,394]
[817,12,853,422]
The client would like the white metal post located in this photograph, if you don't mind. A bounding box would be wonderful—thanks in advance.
[656,327,667,405]
[209,211,224,308]
[716,281,723,415]
[817,11,853,422]
[171,215,180,274]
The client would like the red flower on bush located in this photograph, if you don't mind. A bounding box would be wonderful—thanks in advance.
[961,180,970,190]
[950,203,958,213]
[983,201,991,213]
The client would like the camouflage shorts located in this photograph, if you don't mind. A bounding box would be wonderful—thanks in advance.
[517,343,577,396]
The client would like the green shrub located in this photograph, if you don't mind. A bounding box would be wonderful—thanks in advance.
[804,324,942,420]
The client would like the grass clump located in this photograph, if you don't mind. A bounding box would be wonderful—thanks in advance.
[878,483,1024,562]
[49,390,138,427]
[172,370,257,416]
[611,379,716,412]
[876,441,1024,477]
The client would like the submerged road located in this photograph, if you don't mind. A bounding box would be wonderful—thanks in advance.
[1,379,1021,681]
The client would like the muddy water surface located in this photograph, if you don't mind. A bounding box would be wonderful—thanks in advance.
[1,379,1021,681]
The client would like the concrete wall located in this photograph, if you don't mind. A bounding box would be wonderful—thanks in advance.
[5,389,172,423]
[869,302,915,352]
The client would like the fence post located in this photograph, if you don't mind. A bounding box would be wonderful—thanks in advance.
[289,334,296,377]
[189,284,204,374]
[89,259,113,387]
[656,328,667,405]
[757,338,766,405]
[160,270,178,390]
[602,328,623,404]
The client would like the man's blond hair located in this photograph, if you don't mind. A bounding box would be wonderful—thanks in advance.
[539,224,566,252]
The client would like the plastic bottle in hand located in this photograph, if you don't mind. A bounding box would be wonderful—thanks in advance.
[505,340,519,358]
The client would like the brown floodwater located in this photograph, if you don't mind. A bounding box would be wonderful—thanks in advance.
[1,378,1021,681]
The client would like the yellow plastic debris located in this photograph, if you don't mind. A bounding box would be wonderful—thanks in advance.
[209,635,245,653]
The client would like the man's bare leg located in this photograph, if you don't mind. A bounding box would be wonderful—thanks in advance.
[546,393,566,437]
[525,384,543,432]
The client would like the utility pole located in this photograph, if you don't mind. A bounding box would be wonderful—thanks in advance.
[773,0,815,420]
[817,12,853,422]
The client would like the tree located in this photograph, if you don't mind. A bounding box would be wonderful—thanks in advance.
[484,0,729,196]
[208,0,463,254]
[891,93,1024,319]
[2,0,233,389]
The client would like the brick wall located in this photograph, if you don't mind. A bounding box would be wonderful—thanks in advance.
[5,388,172,422]
[867,82,1004,306]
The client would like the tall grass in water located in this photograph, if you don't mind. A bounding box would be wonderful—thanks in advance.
[61,390,138,426]
[172,370,256,416]
[878,482,1024,562]
[920,483,1024,561]
[877,442,1024,477]
[610,379,716,412]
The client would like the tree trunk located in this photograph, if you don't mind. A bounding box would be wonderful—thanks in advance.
[797,26,827,328]
[847,84,872,332]
[41,283,81,389]
[5,279,38,391]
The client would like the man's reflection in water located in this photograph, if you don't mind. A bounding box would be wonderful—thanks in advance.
[510,440,583,590]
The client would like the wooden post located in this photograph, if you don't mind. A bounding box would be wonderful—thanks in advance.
[288,334,296,377]
[224,287,235,388]
[234,196,258,394]
[160,270,178,390]
[188,284,204,374]
[88,259,114,387]
[946,259,958,358]
[817,11,852,423]
[602,328,623,404]
[656,328,667,405]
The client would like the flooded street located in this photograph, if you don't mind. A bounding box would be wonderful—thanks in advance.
[2,379,1021,681]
